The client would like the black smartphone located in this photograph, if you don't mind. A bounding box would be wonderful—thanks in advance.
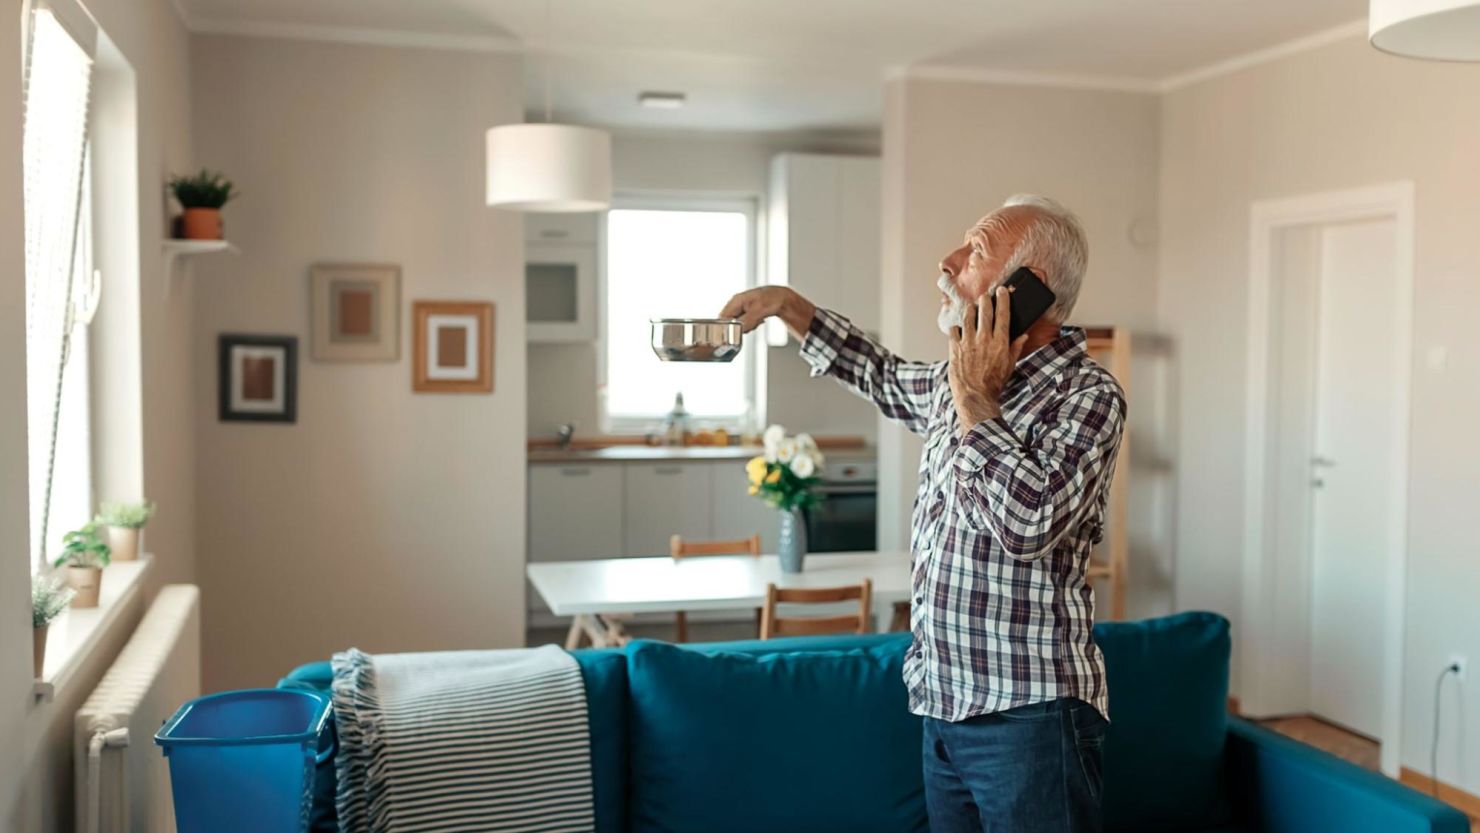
[995,267,1057,340]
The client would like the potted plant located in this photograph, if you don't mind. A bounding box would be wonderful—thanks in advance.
[52,523,111,608]
[97,500,155,562]
[746,425,824,573]
[168,169,237,240]
[32,573,74,677]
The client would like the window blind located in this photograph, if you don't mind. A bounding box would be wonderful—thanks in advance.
[24,8,94,570]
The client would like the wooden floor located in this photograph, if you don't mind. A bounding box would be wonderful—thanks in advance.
[1261,715,1479,832]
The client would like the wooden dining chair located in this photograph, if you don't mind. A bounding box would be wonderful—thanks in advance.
[670,533,762,643]
[888,601,910,632]
[759,579,873,640]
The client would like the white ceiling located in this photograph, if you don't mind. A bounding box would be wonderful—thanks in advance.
[180,0,1367,132]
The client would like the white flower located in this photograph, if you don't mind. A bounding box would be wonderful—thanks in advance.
[762,424,785,452]
[795,433,817,452]
[790,454,816,478]
[764,446,778,463]
[810,449,826,469]
[776,439,798,463]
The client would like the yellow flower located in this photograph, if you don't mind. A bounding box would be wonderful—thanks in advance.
[748,485,759,495]
[746,456,768,485]
[765,470,781,485]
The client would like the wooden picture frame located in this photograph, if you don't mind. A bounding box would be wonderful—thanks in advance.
[412,301,494,393]
[219,334,298,422]
[310,263,400,362]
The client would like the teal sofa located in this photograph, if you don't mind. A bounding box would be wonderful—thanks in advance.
[280,612,1467,833]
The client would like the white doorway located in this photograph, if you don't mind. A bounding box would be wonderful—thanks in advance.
[1241,183,1414,776]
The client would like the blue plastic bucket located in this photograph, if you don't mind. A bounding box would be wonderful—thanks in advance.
[155,689,333,833]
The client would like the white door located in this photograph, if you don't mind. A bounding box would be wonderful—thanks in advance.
[1307,217,1399,739]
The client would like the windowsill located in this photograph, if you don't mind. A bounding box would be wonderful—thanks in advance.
[33,555,152,702]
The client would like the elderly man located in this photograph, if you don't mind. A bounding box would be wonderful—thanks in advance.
[720,195,1125,833]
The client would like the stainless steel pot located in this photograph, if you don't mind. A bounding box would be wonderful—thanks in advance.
[650,318,744,362]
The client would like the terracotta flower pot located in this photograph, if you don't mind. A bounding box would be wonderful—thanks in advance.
[34,626,48,678]
[108,526,140,562]
[64,565,102,608]
[180,207,223,240]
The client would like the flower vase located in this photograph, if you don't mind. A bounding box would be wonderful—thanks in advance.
[778,507,807,574]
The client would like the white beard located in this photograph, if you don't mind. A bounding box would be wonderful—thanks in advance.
[936,273,969,335]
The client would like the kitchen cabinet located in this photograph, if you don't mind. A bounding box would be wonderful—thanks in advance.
[525,211,600,343]
[526,242,597,342]
[528,465,623,563]
[622,463,712,556]
[526,212,600,245]
[767,153,881,339]
[709,458,780,553]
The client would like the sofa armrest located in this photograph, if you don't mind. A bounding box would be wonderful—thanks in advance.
[1226,717,1469,833]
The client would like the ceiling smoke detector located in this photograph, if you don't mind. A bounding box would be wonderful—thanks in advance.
[638,91,687,110]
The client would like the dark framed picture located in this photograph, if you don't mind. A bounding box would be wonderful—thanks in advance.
[219,334,298,423]
[310,263,400,362]
[412,301,494,394]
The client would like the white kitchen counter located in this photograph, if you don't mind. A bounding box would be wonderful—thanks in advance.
[528,445,875,464]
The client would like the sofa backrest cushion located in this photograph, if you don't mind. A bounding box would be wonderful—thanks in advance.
[1093,611,1232,833]
[569,648,630,833]
[624,634,927,833]
[278,649,630,833]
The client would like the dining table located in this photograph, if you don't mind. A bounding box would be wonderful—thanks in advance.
[526,550,912,648]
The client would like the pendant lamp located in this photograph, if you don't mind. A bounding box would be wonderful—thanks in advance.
[1370,0,1480,61]
[486,0,612,212]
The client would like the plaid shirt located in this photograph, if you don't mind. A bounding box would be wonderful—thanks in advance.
[800,309,1125,722]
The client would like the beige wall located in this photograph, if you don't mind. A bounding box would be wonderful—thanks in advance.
[526,128,883,443]
[190,35,527,691]
[1,0,195,829]
[1159,34,1480,790]
[878,78,1168,615]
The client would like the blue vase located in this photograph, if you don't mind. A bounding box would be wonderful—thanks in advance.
[778,507,807,573]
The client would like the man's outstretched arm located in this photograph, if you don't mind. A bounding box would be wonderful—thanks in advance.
[721,287,943,437]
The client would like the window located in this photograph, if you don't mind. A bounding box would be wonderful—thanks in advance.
[24,7,97,572]
[602,199,757,430]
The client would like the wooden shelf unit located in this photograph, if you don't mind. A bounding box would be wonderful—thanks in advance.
[1084,326,1130,621]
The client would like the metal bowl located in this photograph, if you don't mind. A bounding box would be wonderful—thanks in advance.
[650,318,744,362]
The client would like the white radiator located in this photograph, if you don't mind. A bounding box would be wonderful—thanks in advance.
[74,584,201,833]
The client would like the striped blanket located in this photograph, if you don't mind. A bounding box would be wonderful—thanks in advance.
[331,645,594,833]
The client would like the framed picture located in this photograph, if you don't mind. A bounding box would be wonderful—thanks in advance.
[412,301,494,394]
[219,334,298,422]
[310,263,400,362]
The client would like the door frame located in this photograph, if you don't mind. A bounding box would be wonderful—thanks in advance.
[1241,182,1414,776]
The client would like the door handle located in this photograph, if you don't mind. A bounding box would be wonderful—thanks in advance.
[1311,456,1337,469]
[561,467,592,477]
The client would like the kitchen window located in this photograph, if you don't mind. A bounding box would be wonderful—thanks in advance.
[602,198,759,432]
[24,5,98,572]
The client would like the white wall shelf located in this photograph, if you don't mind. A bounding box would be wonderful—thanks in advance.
[161,239,239,299]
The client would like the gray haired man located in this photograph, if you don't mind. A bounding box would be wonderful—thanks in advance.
[722,196,1125,833]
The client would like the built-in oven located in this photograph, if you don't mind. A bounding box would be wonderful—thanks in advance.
[803,459,877,552]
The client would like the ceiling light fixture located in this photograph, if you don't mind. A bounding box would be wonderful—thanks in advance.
[486,0,612,213]
[1370,0,1480,61]
[638,91,687,110]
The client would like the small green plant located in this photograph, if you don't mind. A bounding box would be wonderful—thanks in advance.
[32,573,74,628]
[169,169,237,209]
[97,500,156,529]
[52,523,110,569]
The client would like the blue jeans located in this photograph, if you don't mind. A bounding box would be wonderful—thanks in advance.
[923,698,1106,833]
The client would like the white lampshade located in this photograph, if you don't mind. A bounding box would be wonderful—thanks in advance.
[1370,0,1480,60]
[485,123,612,213]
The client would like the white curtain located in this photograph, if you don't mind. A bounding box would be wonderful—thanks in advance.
[24,8,95,570]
